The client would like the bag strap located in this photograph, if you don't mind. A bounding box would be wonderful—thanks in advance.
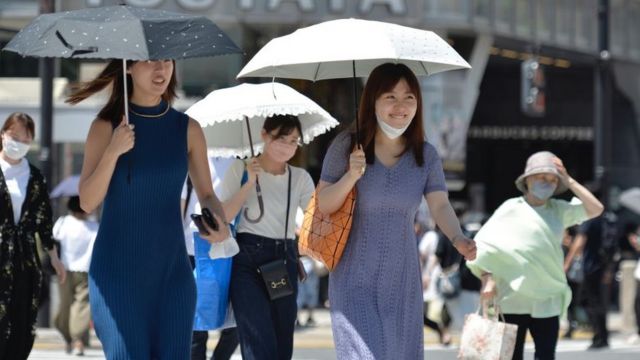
[284,165,292,263]
[183,176,193,220]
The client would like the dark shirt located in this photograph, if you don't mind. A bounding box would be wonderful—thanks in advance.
[435,232,481,291]
[579,213,618,274]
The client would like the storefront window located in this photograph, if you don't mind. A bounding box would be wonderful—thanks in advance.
[610,0,628,58]
[495,0,515,34]
[515,0,532,38]
[536,0,553,42]
[555,0,574,45]
[425,0,469,21]
[630,1,640,60]
[575,0,597,51]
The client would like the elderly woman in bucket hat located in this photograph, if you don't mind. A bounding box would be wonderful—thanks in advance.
[467,151,603,360]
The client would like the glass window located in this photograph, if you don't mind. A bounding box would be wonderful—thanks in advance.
[610,0,628,58]
[575,0,597,51]
[555,0,574,45]
[630,1,640,60]
[515,0,532,38]
[536,0,553,42]
[425,0,469,20]
[495,0,515,33]
[473,0,492,27]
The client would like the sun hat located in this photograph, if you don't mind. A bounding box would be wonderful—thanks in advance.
[515,151,568,195]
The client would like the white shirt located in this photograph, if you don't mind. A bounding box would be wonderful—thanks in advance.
[181,156,234,256]
[419,230,442,301]
[218,159,315,240]
[1,157,30,224]
[53,215,98,272]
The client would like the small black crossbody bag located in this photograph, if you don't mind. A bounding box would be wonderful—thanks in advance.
[255,166,294,301]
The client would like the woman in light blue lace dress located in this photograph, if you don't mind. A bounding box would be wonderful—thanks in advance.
[317,63,477,359]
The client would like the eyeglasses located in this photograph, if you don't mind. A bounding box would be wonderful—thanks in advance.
[270,133,301,147]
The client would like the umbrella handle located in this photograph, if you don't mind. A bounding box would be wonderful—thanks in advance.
[243,179,264,223]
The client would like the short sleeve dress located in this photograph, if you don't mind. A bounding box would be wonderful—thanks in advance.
[320,132,447,360]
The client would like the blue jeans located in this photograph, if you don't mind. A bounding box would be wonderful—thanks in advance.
[230,233,298,360]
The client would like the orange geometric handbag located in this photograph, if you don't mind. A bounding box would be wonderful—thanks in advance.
[298,188,356,271]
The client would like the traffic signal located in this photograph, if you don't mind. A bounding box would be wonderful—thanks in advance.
[521,59,546,117]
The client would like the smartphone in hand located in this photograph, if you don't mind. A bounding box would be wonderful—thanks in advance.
[201,208,219,232]
[190,214,210,235]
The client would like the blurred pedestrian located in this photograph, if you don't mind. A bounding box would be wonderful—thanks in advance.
[181,157,239,360]
[434,227,481,332]
[467,151,603,360]
[316,63,476,359]
[562,226,583,339]
[418,225,451,346]
[0,112,66,359]
[218,115,314,360]
[296,256,321,327]
[68,59,230,358]
[570,211,618,349]
[53,196,97,356]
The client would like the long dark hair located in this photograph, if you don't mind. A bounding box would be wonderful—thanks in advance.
[66,60,178,127]
[350,63,425,166]
[1,112,35,151]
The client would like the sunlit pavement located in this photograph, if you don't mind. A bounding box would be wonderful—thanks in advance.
[30,309,640,359]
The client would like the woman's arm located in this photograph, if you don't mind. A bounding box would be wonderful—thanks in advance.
[554,157,604,219]
[187,119,229,243]
[426,191,477,261]
[79,118,134,213]
[317,146,365,214]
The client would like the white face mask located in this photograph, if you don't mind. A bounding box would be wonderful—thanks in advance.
[2,136,30,161]
[376,115,411,140]
[530,180,557,201]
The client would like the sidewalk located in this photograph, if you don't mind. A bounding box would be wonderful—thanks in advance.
[32,309,634,352]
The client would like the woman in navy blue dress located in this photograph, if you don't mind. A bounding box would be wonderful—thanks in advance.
[67,59,230,359]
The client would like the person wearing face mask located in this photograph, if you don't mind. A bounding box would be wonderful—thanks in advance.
[317,63,477,359]
[0,112,66,359]
[217,114,314,360]
[466,151,604,360]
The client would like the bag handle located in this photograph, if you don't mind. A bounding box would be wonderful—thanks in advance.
[478,298,507,323]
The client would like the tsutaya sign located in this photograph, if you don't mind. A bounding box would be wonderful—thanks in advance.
[84,0,410,17]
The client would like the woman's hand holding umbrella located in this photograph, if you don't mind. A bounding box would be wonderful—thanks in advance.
[106,118,135,157]
[246,158,263,186]
[347,146,366,180]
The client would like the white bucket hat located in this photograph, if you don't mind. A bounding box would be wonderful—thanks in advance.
[515,151,568,195]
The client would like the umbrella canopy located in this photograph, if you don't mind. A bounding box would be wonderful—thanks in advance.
[619,187,640,215]
[186,82,339,159]
[50,175,80,198]
[237,18,470,81]
[3,5,241,60]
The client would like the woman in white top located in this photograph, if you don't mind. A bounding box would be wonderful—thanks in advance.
[0,112,66,359]
[53,196,98,356]
[218,115,314,360]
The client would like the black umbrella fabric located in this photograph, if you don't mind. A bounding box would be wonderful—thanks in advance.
[3,5,241,60]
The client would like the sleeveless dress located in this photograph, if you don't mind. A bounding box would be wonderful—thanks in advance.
[89,101,196,359]
[320,132,447,360]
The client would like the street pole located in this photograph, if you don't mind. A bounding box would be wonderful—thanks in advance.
[37,0,55,329]
[594,0,612,206]
[39,0,54,188]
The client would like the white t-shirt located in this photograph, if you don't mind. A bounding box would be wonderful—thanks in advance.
[53,215,98,272]
[181,157,234,256]
[0,157,30,224]
[419,230,442,301]
[218,159,315,240]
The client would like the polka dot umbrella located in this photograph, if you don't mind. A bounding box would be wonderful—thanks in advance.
[237,18,470,143]
[3,4,242,123]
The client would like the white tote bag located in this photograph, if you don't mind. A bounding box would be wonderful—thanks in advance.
[458,302,518,360]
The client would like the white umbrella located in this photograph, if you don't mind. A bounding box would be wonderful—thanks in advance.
[50,175,80,198]
[186,82,339,159]
[237,18,470,80]
[619,187,640,215]
[236,18,470,141]
[185,82,339,222]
